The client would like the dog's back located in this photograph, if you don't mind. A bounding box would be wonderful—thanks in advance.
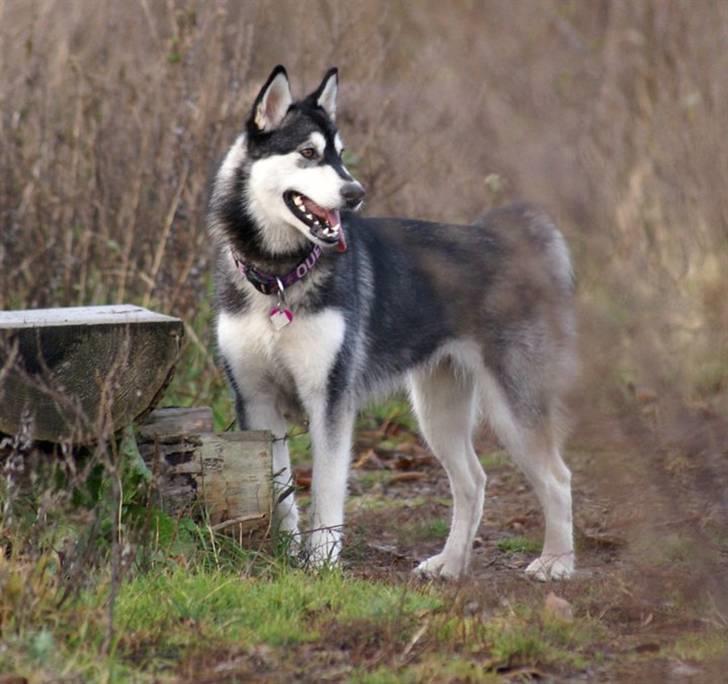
[321,203,577,424]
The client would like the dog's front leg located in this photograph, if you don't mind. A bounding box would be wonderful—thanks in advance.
[305,400,356,568]
[236,393,300,545]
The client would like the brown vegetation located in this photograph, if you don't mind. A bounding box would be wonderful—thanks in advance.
[2,2,726,399]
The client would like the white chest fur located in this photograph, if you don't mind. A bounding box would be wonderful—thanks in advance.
[217,307,346,398]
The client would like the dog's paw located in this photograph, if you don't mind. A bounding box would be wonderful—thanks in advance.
[525,554,574,581]
[304,529,342,570]
[413,553,464,580]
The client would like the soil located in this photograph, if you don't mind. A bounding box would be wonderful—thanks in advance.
[182,401,728,682]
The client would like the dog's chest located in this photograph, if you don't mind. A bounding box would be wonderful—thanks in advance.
[217,305,346,396]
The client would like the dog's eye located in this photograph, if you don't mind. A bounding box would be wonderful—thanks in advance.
[299,147,317,160]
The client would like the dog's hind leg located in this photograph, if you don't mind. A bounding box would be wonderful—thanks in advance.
[409,361,486,579]
[481,372,574,580]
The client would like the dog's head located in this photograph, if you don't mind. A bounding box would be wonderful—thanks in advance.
[240,65,365,252]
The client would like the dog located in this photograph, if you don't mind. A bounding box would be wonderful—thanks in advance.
[208,65,577,580]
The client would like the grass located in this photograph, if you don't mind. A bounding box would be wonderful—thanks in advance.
[496,536,542,555]
[406,517,450,542]
[112,565,607,681]
[1,435,619,684]
[358,395,418,435]
[116,566,440,649]
[670,631,728,662]
[3,407,727,682]
[479,450,510,469]
[0,552,443,680]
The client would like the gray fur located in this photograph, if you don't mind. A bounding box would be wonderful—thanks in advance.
[208,66,578,580]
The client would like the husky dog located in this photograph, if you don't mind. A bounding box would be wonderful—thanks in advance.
[209,65,577,580]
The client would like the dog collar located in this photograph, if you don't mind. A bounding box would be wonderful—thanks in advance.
[232,244,323,296]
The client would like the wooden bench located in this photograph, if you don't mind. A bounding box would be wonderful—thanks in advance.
[0,305,183,443]
[0,306,273,536]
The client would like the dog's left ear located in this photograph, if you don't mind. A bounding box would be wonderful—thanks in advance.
[310,67,338,121]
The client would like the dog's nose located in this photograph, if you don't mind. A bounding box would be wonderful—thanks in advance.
[341,182,366,209]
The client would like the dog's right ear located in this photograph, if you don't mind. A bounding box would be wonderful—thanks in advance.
[248,65,292,133]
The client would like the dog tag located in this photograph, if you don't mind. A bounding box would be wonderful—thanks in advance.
[269,306,293,330]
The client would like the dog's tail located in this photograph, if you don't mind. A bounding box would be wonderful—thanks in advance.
[473,202,575,296]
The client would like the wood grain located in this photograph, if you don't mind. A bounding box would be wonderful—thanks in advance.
[137,409,273,535]
[0,305,183,443]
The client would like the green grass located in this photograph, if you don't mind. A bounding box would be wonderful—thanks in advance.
[479,450,510,469]
[486,614,594,670]
[496,536,542,555]
[116,567,440,650]
[425,601,602,675]
[670,631,728,662]
[405,517,450,542]
[1,562,442,681]
[358,394,418,434]
[0,515,608,682]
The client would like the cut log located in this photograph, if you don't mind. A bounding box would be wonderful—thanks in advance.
[0,305,183,443]
[137,408,273,536]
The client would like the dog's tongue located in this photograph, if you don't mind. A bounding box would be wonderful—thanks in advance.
[302,197,346,252]
[327,208,347,252]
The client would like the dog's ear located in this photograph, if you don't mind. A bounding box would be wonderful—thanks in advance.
[310,67,338,121]
[249,65,292,133]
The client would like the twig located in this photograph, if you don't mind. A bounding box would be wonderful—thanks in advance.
[211,513,267,532]
[401,620,428,659]
[142,162,189,308]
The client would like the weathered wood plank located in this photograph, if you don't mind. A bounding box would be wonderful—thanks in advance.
[0,305,183,443]
[137,408,273,536]
[0,305,180,328]
[138,406,213,437]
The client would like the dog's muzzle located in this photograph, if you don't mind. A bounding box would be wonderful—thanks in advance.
[341,181,366,210]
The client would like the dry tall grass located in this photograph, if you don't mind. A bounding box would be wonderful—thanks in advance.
[2,0,725,409]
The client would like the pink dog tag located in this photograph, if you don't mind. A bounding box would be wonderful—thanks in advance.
[269,306,293,330]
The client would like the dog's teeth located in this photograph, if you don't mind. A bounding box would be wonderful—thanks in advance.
[294,196,303,207]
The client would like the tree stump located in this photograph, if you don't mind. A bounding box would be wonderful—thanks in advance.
[137,408,273,536]
[0,305,183,443]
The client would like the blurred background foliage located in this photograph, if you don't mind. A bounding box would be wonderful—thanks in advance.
[1,0,726,424]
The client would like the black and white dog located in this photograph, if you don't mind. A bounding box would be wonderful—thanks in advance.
[209,66,577,580]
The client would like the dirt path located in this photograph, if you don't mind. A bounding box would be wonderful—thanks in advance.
[325,412,728,681]
[177,406,728,682]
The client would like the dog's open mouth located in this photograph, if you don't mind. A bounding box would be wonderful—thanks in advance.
[284,191,343,247]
